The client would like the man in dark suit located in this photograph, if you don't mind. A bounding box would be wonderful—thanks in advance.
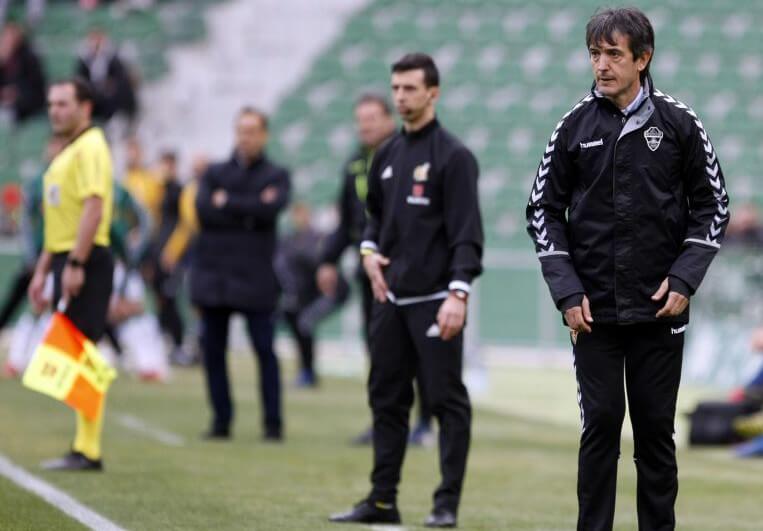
[192,107,291,441]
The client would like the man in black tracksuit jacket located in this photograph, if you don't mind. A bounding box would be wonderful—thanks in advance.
[317,94,433,444]
[527,9,729,531]
[330,53,483,529]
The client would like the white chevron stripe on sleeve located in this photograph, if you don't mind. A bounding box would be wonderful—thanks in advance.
[529,94,594,259]
[655,90,729,250]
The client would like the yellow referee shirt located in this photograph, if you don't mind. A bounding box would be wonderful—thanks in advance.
[43,127,113,253]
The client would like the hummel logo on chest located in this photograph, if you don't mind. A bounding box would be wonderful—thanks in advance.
[381,166,393,180]
[580,138,604,149]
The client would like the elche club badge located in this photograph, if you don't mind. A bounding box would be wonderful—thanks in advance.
[407,162,431,206]
[413,162,430,182]
[644,126,663,152]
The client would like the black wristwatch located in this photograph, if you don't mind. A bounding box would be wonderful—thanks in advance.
[67,257,84,268]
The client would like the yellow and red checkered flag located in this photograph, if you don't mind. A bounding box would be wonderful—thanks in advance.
[22,311,116,421]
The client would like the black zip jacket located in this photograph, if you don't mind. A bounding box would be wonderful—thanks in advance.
[320,145,374,265]
[526,76,730,324]
[362,118,484,301]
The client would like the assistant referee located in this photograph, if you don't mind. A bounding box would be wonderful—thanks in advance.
[28,78,114,471]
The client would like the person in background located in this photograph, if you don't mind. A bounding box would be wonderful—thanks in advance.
[192,107,290,442]
[160,152,209,366]
[276,202,349,388]
[76,27,137,127]
[0,21,46,123]
[151,150,188,366]
[1,137,62,378]
[123,137,163,229]
[101,180,152,360]
[160,152,208,273]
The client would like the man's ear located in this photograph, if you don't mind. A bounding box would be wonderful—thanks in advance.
[637,49,653,72]
[429,86,441,104]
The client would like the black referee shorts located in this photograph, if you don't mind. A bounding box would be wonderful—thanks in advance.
[52,246,114,342]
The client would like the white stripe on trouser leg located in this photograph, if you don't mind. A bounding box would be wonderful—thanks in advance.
[572,351,586,432]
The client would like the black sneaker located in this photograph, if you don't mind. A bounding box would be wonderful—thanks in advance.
[424,508,457,528]
[263,427,283,443]
[201,428,230,441]
[40,451,103,472]
[329,499,401,524]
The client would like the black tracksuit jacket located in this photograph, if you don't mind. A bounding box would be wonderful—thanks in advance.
[526,76,730,324]
[362,118,484,300]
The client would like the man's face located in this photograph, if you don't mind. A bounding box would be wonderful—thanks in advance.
[290,203,311,231]
[589,31,650,102]
[355,101,394,148]
[0,24,22,61]
[48,84,89,137]
[236,114,268,160]
[191,154,209,181]
[391,69,438,124]
[158,157,177,182]
[86,30,107,53]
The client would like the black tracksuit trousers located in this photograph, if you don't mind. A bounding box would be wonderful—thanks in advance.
[367,299,471,513]
[573,323,684,531]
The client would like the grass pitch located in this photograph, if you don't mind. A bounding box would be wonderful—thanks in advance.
[1,351,762,530]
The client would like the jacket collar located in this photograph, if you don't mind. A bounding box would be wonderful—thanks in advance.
[591,74,654,116]
[232,151,266,170]
[401,117,439,139]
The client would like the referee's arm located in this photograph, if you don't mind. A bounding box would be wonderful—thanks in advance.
[62,195,103,300]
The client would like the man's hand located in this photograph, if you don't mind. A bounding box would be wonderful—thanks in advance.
[1,86,17,105]
[565,295,593,334]
[62,264,85,301]
[260,186,278,204]
[362,253,390,303]
[652,278,688,318]
[27,271,48,314]
[212,189,228,208]
[437,294,466,341]
[316,263,338,297]
[160,252,176,274]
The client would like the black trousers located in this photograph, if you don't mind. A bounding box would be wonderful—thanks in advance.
[359,274,431,427]
[574,323,684,531]
[200,306,282,433]
[51,247,114,342]
[152,266,184,348]
[368,299,471,513]
[285,279,349,378]
[284,310,315,376]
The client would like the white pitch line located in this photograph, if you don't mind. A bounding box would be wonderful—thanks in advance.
[0,454,126,531]
[115,413,185,447]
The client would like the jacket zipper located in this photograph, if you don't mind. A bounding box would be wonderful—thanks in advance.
[612,114,626,322]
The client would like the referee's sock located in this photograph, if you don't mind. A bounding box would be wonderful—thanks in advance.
[73,400,106,461]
